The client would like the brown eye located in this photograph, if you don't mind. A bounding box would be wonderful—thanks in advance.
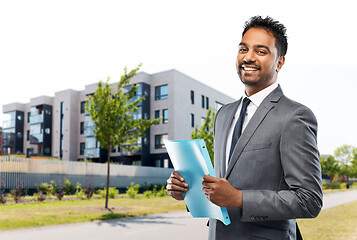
[239,48,247,53]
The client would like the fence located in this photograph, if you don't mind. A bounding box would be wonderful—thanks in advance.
[0,156,173,190]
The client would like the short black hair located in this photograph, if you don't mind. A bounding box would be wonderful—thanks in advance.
[242,16,288,57]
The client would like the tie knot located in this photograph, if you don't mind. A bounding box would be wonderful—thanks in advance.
[242,97,251,108]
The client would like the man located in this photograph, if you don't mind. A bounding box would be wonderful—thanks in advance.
[167,16,323,239]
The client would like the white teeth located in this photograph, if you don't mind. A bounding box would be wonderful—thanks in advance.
[244,67,258,71]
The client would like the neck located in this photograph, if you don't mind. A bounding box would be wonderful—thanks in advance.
[244,79,277,97]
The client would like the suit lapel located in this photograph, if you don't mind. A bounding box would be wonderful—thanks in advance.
[218,98,241,178]
[224,86,283,179]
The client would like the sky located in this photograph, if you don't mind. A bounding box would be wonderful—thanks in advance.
[0,0,356,155]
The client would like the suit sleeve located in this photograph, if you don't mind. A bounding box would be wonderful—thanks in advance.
[241,106,323,222]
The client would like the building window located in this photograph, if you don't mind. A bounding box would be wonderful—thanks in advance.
[191,114,195,128]
[155,110,160,124]
[162,109,168,124]
[190,90,195,104]
[201,95,205,108]
[155,159,161,168]
[27,130,30,141]
[155,134,168,149]
[80,101,86,114]
[215,101,223,112]
[155,85,168,100]
[80,122,84,134]
[164,159,169,168]
[80,142,85,155]
[27,112,31,123]
[206,97,209,110]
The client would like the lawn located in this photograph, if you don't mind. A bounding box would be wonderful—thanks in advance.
[1,193,357,240]
[298,200,357,240]
[0,195,186,230]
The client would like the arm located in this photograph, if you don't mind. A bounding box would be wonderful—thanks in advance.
[241,106,323,221]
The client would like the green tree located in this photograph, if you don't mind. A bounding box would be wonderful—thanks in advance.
[319,155,340,182]
[191,107,216,165]
[334,145,357,184]
[85,65,160,209]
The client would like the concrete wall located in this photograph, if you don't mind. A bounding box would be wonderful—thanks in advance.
[0,156,172,189]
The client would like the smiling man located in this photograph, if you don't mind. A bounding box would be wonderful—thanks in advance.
[167,16,323,240]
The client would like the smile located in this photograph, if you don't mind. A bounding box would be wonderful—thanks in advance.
[241,65,260,71]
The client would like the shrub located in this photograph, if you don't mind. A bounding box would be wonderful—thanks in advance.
[0,176,7,204]
[75,183,85,199]
[126,182,140,198]
[158,186,167,197]
[35,184,47,202]
[143,190,152,198]
[98,187,118,199]
[108,187,119,199]
[64,179,75,195]
[11,179,24,203]
[55,180,65,200]
[40,183,50,195]
[340,182,347,189]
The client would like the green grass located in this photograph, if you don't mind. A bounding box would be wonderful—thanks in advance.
[0,194,186,230]
[298,200,357,240]
[1,192,357,239]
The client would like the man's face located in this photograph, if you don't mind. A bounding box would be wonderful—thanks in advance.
[236,27,283,90]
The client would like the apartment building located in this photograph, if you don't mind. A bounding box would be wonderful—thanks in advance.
[2,69,234,167]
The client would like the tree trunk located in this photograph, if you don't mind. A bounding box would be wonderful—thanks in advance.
[105,146,111,209]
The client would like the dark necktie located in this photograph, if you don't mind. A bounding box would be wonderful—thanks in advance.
[229,97,251,160]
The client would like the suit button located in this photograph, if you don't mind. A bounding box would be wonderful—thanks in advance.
[250,216,255,220]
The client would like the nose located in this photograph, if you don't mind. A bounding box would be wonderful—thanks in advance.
[243,50,256,63]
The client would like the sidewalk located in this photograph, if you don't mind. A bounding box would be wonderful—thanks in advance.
[0,190,357,240]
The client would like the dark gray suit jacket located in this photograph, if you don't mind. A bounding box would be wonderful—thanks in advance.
[209,85,323,240]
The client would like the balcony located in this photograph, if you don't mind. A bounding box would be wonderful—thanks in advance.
[85,126,95,137]
[30,133,43,144]
[2,120,15,129]
[30,113,44,124]
[84,148,100,158]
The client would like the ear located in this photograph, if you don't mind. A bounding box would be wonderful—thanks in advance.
[276,56,285,72]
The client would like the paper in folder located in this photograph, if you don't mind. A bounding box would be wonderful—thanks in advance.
[164,139,231,226]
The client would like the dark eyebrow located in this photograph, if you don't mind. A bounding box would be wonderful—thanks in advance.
[239,42,271,53]
[256,45,271,52]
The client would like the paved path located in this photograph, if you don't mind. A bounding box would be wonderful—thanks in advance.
[322,189,357,210]
[1,190,357,240]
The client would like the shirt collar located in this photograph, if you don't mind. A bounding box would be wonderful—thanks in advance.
[243,82,278,108]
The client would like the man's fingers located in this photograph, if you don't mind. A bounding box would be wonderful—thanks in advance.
[171,171,184,181]
[203,175,217,182]
[168,177,188,187]
[167,182,188,192]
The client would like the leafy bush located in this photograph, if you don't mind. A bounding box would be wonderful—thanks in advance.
[98,187,118,199]
[0,176,7,204]
[143,190,152,198]
[75,183,85,199]
[54,180,65,200]
[64,179,75,195]
[126,182,140,198]
[35,184,47,202]
[108,187,119,199]
[39,183,50,195]
[340,182,347,189]
[10,179,24,203]
[158,186,167,197]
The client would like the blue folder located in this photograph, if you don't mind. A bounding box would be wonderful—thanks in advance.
[164,139,231,225]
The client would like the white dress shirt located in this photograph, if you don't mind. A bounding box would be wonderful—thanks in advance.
[225,82,278,169]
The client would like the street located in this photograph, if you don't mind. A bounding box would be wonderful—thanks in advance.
[0,190,357,240]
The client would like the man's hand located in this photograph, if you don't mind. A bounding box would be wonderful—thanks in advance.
[166,171,189,200]
[202,175,243,208]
